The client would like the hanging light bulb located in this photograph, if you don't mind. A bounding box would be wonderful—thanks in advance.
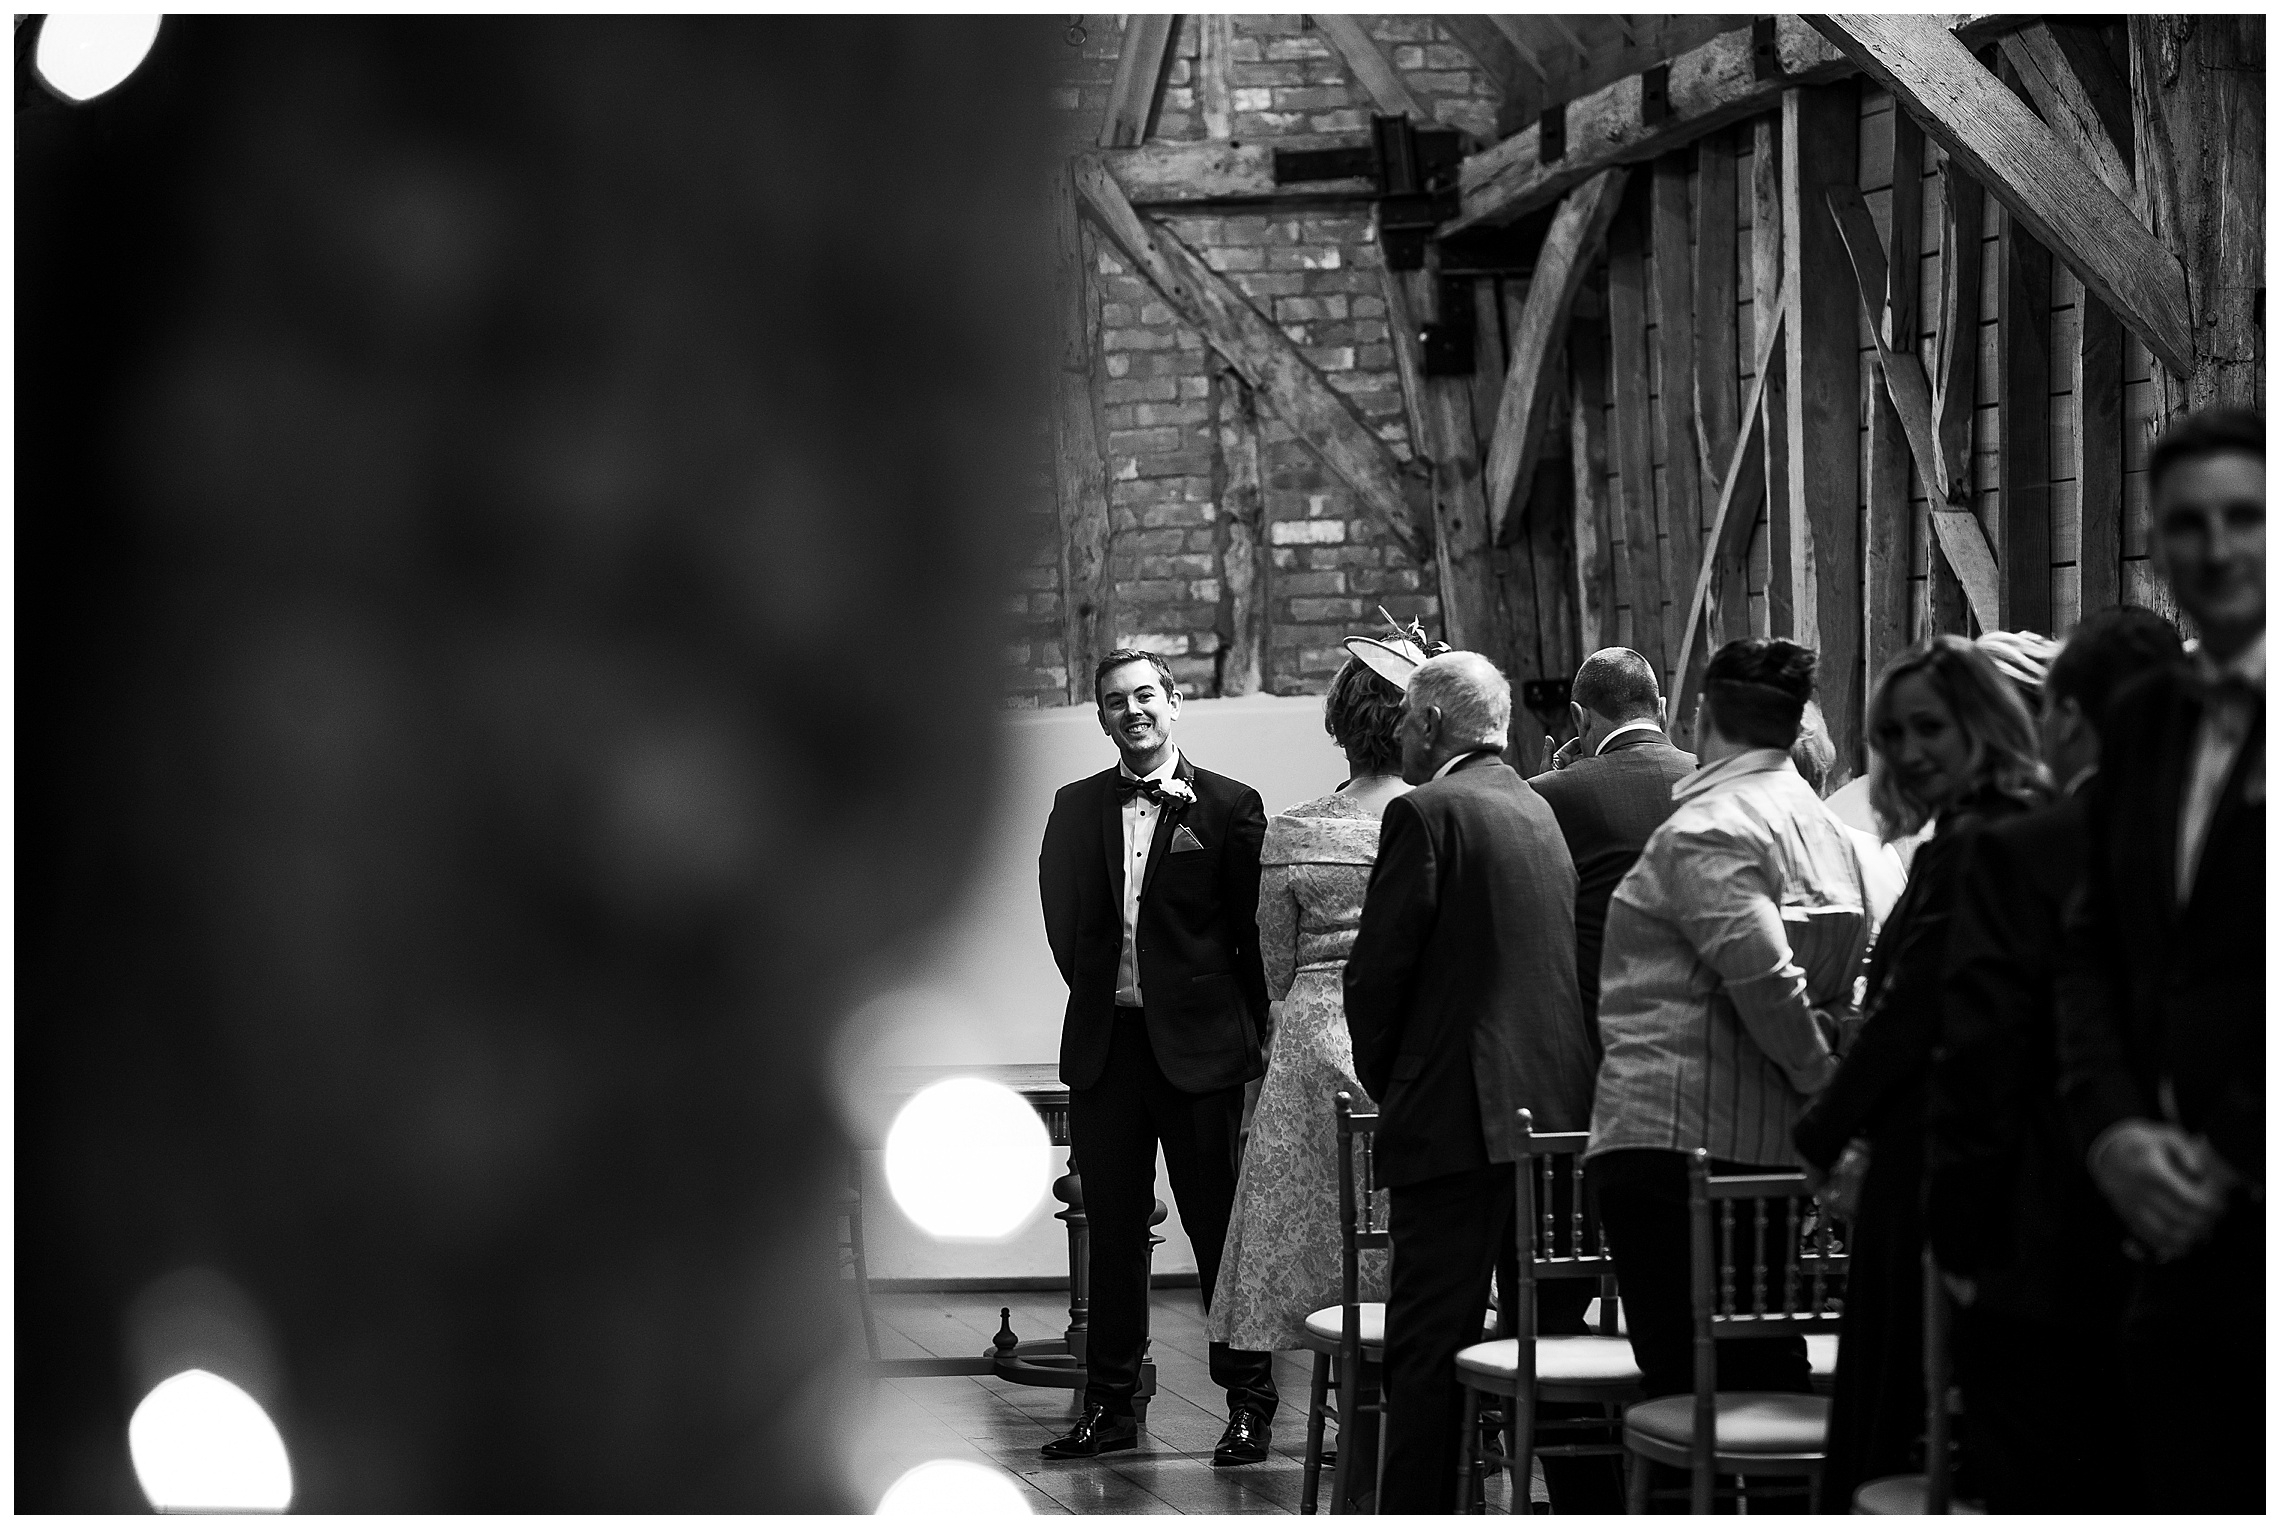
[33,14,163,104]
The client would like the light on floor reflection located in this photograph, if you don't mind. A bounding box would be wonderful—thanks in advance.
[128,1369,294,1513]
[877,1458,1032,1517]
[883,1076,1050,1240]
[33,14,163,103]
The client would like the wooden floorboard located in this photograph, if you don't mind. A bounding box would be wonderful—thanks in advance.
[855,1288,1545,1513]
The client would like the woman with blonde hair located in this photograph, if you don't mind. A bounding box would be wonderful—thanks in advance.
[1793,634,2050,1508]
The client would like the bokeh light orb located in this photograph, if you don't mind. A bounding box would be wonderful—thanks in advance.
[127,1369,294,1513]
[34,14,163,103]
[876,1458,1032,1517]
[883,1077,1051,1240]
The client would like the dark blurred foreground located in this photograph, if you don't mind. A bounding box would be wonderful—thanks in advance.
[19,18,1052,1509]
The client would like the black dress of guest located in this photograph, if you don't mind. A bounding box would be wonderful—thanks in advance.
[1792,786,2030,1511]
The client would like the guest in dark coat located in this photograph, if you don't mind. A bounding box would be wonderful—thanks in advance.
[1529,647,1697,1028]
[1928,606,2181,1512]
[2055,409,2264,1514]
[1792,636,2050,1511]
[1343,652,1602,1514]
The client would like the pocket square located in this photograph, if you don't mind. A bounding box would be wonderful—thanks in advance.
[1170,825,1207,853]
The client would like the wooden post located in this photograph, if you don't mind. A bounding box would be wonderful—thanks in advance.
[1569,302,1618,654]
[1650,152,1704,678]
[1783,83,1864,767]
[1101,15,1179,149]
[1693,130,1742,509]
[1996,197,2054,635]
[1926,151,1980,632]
[1211,360,1268,696]
[1198,15,1234,142]
[1866,109,1925,690]
[2130,15,2266,420]
[1753,114,1791,642]
[1052,167,1113,705]
[1605,182,1666,677]
[2076,291,2126,614]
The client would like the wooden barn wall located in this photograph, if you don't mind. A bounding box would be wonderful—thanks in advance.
[1016,18,2240,759]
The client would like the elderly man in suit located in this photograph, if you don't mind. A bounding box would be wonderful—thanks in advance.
[1036,648,1279,1463]
[2055,408,2264,1513]
[1531,648,1697,1028]
[1344,651,1602,1512]
[1928,605,2181,1512]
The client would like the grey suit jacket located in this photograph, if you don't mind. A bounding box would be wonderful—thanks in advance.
[1343,752,1600,1188]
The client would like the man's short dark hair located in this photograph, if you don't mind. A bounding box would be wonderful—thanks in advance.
[2149,406,2264,495]
[1701,638,1816,750]
[1092,648,1177,705]
[2045,606,2186,734]
[1323,655,1404,775]
[1571,647,1661,724]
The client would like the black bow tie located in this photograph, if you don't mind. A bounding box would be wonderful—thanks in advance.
[1117,776,1170,803]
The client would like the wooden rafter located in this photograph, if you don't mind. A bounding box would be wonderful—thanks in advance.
[1198,14,1234,141]
[1070,155,1432,565]
[1670,301,1783,735]
[1437,14,1531,101]
[1999,23,2133,199]
[1100,14,1179,150]
[1481,168,1627,542]
[1487,15,1552,86]
[1312,15,1428,122]
[1808,14,2193,377]
[1051,166,1113,704]
[1102,136,1374,206]
[1825,185,2002,631]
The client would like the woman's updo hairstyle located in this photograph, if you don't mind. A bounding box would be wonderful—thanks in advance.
[1324,654,1406,776]
[1700,637,1817,750]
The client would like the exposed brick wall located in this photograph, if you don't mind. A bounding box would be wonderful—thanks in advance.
[1009,15,1497,708]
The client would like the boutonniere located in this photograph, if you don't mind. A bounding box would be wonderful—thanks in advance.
[1158,777,1196,808]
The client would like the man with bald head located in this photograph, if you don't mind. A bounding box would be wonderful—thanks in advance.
[1344,652,1605,1511]
[1531,648,1697,1027]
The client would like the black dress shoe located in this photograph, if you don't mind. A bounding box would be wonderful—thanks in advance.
[1211,1405,1271,1467]
[1041,1403,1138,1459]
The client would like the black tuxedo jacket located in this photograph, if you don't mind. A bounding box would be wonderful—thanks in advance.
[1039,753,1270,1095]
[1927,795,2129,1326]
[1343,752,1598,1189]
[1529,729,1697,1026]
[2056,664,2265,1183]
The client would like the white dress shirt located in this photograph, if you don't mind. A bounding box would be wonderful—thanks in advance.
[1115,747,1183,1007]
[1430,746,1500,781]
[2176,633,2264,904]
[1594,719,1665,756]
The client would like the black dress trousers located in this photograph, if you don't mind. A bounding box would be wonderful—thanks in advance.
[1068,1008,1277,1420]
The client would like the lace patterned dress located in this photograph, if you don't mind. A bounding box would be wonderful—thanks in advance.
[1206,791,1393,1352]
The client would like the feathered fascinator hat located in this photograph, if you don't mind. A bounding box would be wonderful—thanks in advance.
[1342,608,1452,690]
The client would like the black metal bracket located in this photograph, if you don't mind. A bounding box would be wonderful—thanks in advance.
[1640,64,1670,126]
[1274,114,1463,272]
[1539,102,1566,164]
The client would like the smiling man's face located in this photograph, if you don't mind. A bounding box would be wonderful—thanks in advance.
[1097,659,1180,774]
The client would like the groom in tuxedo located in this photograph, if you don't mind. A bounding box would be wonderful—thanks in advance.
[1037,649,1279,1463]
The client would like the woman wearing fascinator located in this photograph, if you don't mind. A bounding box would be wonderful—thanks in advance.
[1204,614,1442,1503]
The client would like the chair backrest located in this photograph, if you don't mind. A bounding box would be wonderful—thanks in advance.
[1682,1150,1850,1506]
[1512,1109,1620,1327]
[1331,1091,1387,1323]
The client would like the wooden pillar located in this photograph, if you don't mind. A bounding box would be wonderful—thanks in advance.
[1052,167,1113,704]
[1783,83,1864,766]
[1211,360,1268,696]
[1694,131,1742,513]
[1753,114,1790,642]
[1995,57,2054,636]
[1605,180,1665,677]
[1568,297,1618,655]
[1650,152,1704,681]
[2131,16,2266,420]
[1866,110,1924,688]
[2076,291,2126,615]
[1923,151,1980,637]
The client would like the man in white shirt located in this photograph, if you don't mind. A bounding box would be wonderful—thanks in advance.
[2054,406,2263,1512]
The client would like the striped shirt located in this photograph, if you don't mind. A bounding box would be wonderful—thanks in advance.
[1584,750,1874,1167]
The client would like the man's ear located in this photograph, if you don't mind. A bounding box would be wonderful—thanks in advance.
[1569,700,1588,738]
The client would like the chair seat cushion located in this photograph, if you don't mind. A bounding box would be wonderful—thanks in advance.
[1455,1335,1644,1388]
[1623,1392,1830,1457]
[1302,1304,1496,1351]
[1853,1474,1984,1514]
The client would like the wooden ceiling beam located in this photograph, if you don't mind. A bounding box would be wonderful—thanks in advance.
[1071,154,1432,564]
[1099,14,1179,149]
[1998,22,2133,199]
[1102,136,1373,206]
[1311,15,1429,122]
[1486,15,1552,88]
[1809,14,2193,377]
